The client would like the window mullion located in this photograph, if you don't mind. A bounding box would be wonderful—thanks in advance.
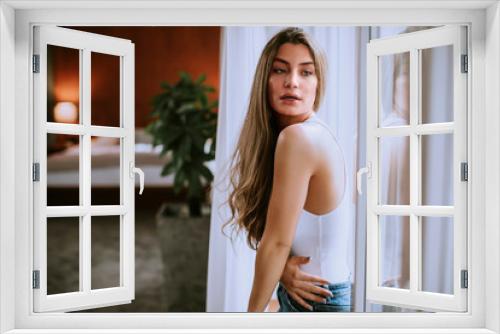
[409,48,420,294]
[81,48,92,294]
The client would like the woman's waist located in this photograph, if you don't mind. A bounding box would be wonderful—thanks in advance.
[298,259,351,284]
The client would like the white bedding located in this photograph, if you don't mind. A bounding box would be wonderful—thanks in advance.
[47,138,215,188]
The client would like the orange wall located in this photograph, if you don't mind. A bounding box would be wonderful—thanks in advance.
[50,27,220,127]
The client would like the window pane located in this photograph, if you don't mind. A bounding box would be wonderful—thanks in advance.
[47,45,80,124]
[379,136,410,205]
[91,52,120,127]
[91,136,121,205]
[379,215,410,290]
[91,216,120,289]
[47,134,80,206]
[379,52,410,127]
[47,217,80,294]
[421,45,453,124]
[421,134,453,206]
[421,216,454,295]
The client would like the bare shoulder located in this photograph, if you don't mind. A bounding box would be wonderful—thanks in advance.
[273,124,319,179]
[272,124,318,182]
[276,123,318,158]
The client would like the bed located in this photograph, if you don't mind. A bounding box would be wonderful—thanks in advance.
[47,129,215,188]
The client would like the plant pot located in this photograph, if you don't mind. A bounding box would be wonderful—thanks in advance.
[155,203,211,312]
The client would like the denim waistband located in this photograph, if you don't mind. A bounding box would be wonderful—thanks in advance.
[320,280,351,290]
[277,280,352,312]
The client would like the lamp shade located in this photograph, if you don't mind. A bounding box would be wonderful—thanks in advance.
[53,101,78,123]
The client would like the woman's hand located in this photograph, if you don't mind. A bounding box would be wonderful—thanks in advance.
[280,255,333,310]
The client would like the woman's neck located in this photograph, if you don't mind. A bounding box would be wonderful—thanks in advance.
[274,111,315,131]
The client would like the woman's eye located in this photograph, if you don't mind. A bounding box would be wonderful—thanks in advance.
[302,70,313,76]
[273,68,285,74]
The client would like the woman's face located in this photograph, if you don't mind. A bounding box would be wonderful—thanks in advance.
[267,43,318,117]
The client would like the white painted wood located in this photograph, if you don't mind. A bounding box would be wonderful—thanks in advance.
[409,48,420,296]
[373,205,454,216]
[4,2,494,333]
[366,25,468,312]
[38,26,131,56]
[46,206,126,217]
[0,3,16,333]
[32,26,135,312]
[81,48,92,297]
[32,25,46,314]
[369,26,463,56]
[121,40,135,299]
[45,123,126,138]
[453,25,469,314]
[367,285,464,312]
[3,0,497,10]
[484,4,500,333]
[41,287,132,313]
[365,34,379,313]
[373,123,454,137]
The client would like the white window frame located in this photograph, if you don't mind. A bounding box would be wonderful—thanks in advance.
[33,26,136,312]
[0,1,498,333]
[365,26,468,312]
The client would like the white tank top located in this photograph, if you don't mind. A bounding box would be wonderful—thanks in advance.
[290,114,351,284]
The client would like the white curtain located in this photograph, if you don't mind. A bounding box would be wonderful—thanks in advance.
[207,26,367,312]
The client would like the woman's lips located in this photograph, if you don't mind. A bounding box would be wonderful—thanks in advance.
[280,95,301,104]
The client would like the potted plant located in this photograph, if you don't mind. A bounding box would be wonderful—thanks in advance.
[147,71,217,216]
[146,72,217,312]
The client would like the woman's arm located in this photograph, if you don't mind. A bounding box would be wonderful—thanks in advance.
[247,125,317,312]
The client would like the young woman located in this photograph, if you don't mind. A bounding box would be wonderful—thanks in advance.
[227,27,351,312]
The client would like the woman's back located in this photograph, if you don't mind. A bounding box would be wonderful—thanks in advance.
[290,114,350,284]
[299,113,345,215]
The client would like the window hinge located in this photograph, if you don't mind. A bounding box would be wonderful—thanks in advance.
[461,269,468,289]
[461,162,468,182]
[33,270,40,289]
[461,54,468,73]
[33,163,40,182]
[32,55,40,73]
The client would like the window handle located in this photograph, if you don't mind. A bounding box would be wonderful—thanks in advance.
[130,162,144,195]
[356,162,372,195]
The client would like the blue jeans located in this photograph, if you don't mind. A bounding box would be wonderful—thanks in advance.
[277,280,352,312]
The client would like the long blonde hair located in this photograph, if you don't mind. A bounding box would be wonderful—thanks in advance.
[225,27,326,250]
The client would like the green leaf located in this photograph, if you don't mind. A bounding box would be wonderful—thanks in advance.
[195,73,206,84]
[146,70,218,202]
[160,161,176,177]
[191,134,205,151]
[199,164,214,183]
[178,135,192,161]
[173,168,186,194]
[160,81,172,90]
[187,169,202,199]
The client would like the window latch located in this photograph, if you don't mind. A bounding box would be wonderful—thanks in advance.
[356,162,372,195]
[130,162,144,195]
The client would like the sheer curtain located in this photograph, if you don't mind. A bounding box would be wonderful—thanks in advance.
[206,26,368,312]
